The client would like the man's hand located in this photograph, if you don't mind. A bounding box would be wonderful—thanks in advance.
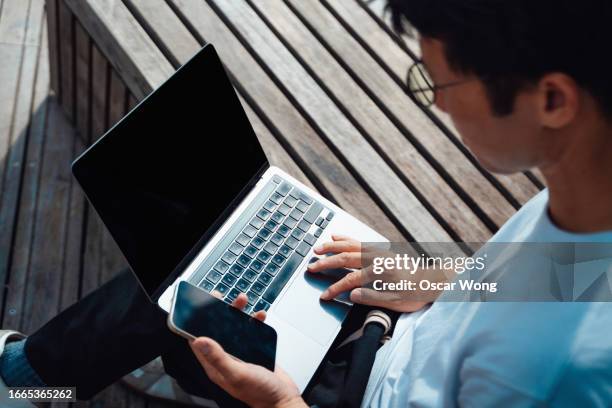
[191,292,306,408]
[307,235,435,312]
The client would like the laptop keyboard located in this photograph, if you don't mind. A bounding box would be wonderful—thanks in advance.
[193,176,334,314]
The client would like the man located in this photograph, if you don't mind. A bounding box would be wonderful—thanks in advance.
[188,0,612,406]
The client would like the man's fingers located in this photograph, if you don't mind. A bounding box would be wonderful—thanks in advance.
[211,290,223,300]
[313,239,360,256]
[307,252,362,272]
[191,337,243,384]
[252,310,267,321]
[320,271,363,300]
[231,293,248,310]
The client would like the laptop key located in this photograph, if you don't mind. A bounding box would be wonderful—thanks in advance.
[250,260,264,273]
[283,217,297,229]
[315,217,324,227]
[251,236,265,249]
[284,195,298,207]
[297,219,310,232]
[295,241,311,257]
[297,192,313,205]
[276,182,292,196]
[263,200,276,212]
[236,233,250,246]
[272,175,282,184]
[244,245,258,258]
[222,274,237,286]
[206,270,222,284]
[237,255,251,268]
[254,299,271,312]
[303,233,316,246]
[214,261,229,274]
[256,209,271,221]
[263,252,304,303]
[291,229,305,240]
[285,236,299,249]
[271,211,284,223]
[303,202,323,224]
[257,251,272,263]
[278,245,291,257]
[258,228,272,240]
[229,264,244,277]
[264,242,278,255]
[314,228,323,238]
[272,254,286,267]
[326,212,335,220]
[265,263,279,276]
[229,242,244,255]
[270,192,283,204]
[321,220,329,229]
[251,281,265,295]
[236,279,250,292]
[215,283,230,296]
[277,224,290,237]
[243,269,257,282]
[249,217,264,230]
[271,233,284,246]
[289,208,302,220]
[264,220,277,231]
[243,305,253,314]
[258,273,273,286]
[227,288,240,302]
[289,189,301,200]
[199,280,215,292]
[296,201,309,213]
[246,290,258,305]
[222,251,237,265]
[278,204,291,216]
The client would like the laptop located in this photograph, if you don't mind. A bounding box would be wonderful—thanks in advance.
[72,44,387,391]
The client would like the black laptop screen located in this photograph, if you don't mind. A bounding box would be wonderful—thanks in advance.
[72,45,268,298]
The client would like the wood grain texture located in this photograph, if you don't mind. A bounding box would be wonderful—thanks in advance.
[57,0,74,120]
[169,0,407,241]
[74,20,91,139]
[45,0,61,95]
[63,0,174,100]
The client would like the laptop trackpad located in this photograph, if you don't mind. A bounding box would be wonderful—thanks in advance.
[274,270,350,346]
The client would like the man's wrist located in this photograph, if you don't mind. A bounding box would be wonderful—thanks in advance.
[272,395,308,408]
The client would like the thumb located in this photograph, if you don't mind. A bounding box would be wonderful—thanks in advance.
[191,337,241,383]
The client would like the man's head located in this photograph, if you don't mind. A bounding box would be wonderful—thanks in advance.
[388,0,612,174]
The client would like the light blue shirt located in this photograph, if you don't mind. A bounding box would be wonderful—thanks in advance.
[362,190,612,407]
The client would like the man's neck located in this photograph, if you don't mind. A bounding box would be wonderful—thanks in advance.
[540,121,612,233]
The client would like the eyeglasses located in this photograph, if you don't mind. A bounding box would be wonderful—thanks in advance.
[405,60,475,107]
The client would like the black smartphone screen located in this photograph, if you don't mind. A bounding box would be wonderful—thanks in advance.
[170,281,277,370]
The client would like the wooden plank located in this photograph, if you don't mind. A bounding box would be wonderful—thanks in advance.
[21,99,75,334]
[108,68,127,128]
[346,0,541,204]
[0,0,38,321]
[239,95,315,191]
[3,19,49,329]
[251,0,494,242]
[124,0,201,67]
[45,0,61,95]
[57,0,75,120]
[74,20,91,139]
[203,0,453,243]
[90,44,109,141]
[167,0,406,241]
[63,0,174,100]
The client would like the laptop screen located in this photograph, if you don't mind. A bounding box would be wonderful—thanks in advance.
[72,45,268,299]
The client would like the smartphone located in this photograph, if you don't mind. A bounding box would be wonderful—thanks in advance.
[168,281,277,370]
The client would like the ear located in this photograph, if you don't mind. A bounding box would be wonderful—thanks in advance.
[536,73,580,129]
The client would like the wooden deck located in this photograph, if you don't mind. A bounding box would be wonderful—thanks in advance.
[0,0,543,406]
